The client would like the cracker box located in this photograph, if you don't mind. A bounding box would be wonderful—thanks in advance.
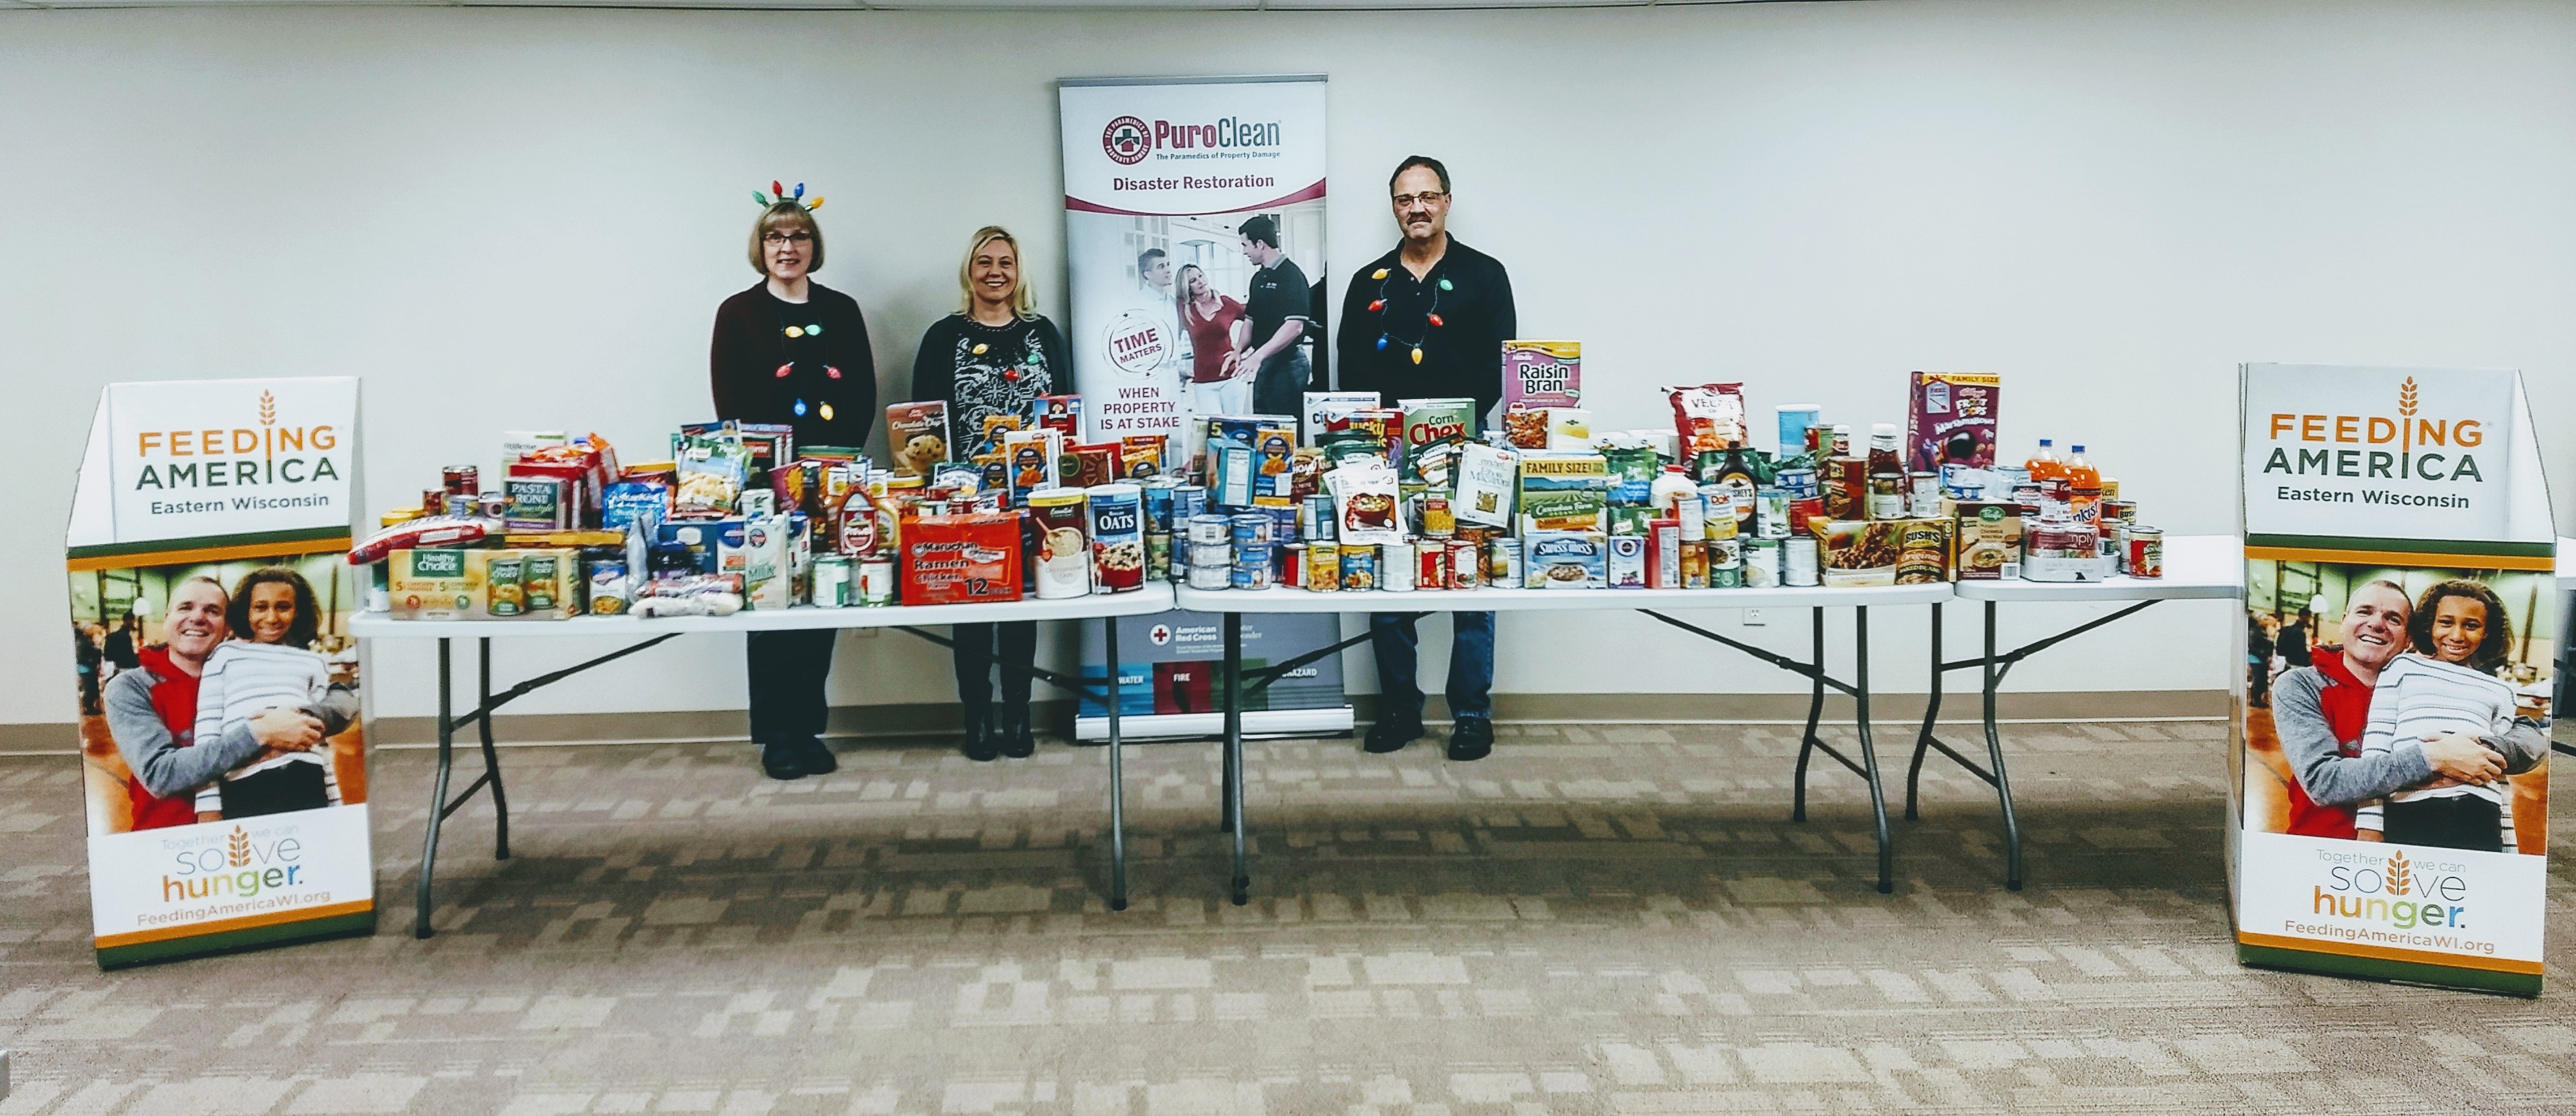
[1522,531,1607,589]
[885,402,952,478]
[901,513,1023,604]
[1952,501,2025,581]
[1302,391,1382,445]
[390,548,479,621]
[1119,435,1166,479]
[1502,340,1582,411]
[1515,452,1611,533]
[1396,398,1477,486]
[1905,371,2001,473]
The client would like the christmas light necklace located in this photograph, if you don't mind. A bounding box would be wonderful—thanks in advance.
[1367,266,1453,366]
[752,179,843,421]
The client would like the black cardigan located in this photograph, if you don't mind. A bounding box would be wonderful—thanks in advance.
[710,280,877,450]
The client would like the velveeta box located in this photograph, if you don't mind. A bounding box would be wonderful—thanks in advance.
[390,548,479,620]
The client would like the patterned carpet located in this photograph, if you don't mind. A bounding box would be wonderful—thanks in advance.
[1,720,2571,1115]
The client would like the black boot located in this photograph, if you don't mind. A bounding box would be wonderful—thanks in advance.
[961,705,1000,762]
[1446,716,1495,762]
[999,705,1036,759]
[759,739,807,780]
[1364,711,1424,754]
[795,735,838,775]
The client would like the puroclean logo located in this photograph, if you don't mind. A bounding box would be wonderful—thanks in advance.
[159,825,305,903]
[2312,849,2468,930]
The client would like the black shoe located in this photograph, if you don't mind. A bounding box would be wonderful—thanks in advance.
[961,706,1000,763]
[1445,716,1495,762]
[999,708,1036,759]
[1364,714,1424,754]
[759,739,807,780]
[796,735,838,774]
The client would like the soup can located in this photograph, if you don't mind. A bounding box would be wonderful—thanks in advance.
[1087,482,1145,593]
[1488,537,1519,586]
[1418,539,1450,589]
[1231,512,1274,549]
[1306,541,1341,591]
[1281,543,1305,589]
[1742,538,1781,587]
[1452,539,1484,589]
[522,553,561,612]
[1783,536,1821,587]
[813,555,852,607]
[2128,526,2164,578]
[1028,488,1092,600]
[1342,544,1379,591]
[1188,513,1233,546]
[1383,541,1416,592]
[1187,560,1233,591]
[859,556,896,605]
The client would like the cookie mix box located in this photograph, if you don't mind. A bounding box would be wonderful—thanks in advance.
[1905,371,2000,473]
[901,513,1023,604]
[885,402,951,478]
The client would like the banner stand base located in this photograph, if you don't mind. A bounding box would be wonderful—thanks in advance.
[98,909,377,970]
[1074,708,1354,742]
[2236,943,2540,999]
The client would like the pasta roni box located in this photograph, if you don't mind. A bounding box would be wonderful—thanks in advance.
[1516,451,1611,533]
[1502,340,1582,411]
[1396,398,1477,487]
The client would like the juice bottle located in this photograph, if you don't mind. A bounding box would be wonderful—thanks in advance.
[2065,444,2102,530]
[2025,438,2064,482]
[1650,463,1699,525]
[2025,438,2068,519]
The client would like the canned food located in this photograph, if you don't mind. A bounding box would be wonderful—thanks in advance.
[1383,541,1416,592]
[1281,543,1305,589]
[522,553,560,612]
[2128,526,2164,578]
[1343,545,1379,591]
[1866,475,1906,520]
[1307,541,1341,591]
[1776,467,1820,501]
[813,555,853,607]
[1028,488,1092,600]
[1418,539,1449,589]
[1190,540,1235,569]
[1188,514,1233,546]
[443,465,479,495]
[1488,537,1519,586]
[586,557,629,615]
[1187,561,1234,591]
[1087,482,1145,594]
[1270,503,1301,545]
[1711,562,1743,589]
[1231,545,1274,590]
[1909,473,1943,519]
[1680,541,1710,589]
[1230,512,1274,548]
[1895,520,1950,584]
[1743,538,1781,587]
[1452,539,1484,589]
[859,556,896,605]
[1784,536,1821,587]
[1788,497,1824,535]
[1756,488,1791,539]
[1147,531,1171,580]
[445,495,477,519]
[1143,480,1177,533]
[486,555,525,616]
[1420,495,1455,538]
[1173,484,1209,525]
[477,491,510,520]
[424,488,451,516]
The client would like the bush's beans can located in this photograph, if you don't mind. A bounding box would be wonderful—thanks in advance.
[1783,536,1821,587]
[1086,483,1145,593]
[2128,526,2163,578]
[1307,541,1341,591]
[1383,541,1416,592]
[1451,540,1483,589]
[1342,544,1379,591]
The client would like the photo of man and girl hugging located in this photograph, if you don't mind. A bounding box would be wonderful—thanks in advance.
[2243,563,2551,855]
[75,556,364,836]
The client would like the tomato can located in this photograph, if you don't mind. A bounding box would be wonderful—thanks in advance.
[2128,526,2163,578]
[1418,539,1450,589]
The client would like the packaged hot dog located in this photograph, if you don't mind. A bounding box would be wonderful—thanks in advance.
[348,514,499,565]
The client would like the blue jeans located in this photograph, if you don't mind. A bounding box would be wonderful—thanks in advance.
[1369,611,1495,722]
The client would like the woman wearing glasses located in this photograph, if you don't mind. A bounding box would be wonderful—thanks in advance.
[711,189,877,780]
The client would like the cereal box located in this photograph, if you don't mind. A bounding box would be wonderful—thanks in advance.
[1502,340,1581,411]
[1905,371,2000,473]
[1302,391,1382,445]
[1396,398,1477,486]
[901,512,1023,604]
[1516,452,1611,533]
[1522,531,1607,589]
[885,402,952,478]
[1036,394,1083,438]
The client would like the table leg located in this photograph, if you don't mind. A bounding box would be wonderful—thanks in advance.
[478,639,510,862]
[1105,619,1128,912]
[1851,607,1894,894]
[1223,612,1248,905]
[1982,600,2024,890]
[1792,608,1826,823]
[416,638,455,940]
[1906,602,1944,821]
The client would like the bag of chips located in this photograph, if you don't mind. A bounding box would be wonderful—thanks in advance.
[1665,383,1749,457]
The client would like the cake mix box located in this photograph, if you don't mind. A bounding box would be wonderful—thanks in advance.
[1516,451,1611,533]
[901,512,1023,604]
[1905,371,2001,473]
[1396,398,1477,488]
[885,401,952,478]
[1502,340,1581,411]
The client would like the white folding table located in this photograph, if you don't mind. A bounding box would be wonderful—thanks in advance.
[1173,581,1952,904]
[1905,535,2243,888]
[351,584,1177,936]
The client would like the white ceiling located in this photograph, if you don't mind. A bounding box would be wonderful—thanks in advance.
[1,0,1831,10]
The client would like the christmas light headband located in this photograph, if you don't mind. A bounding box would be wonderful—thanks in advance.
[752,180,825,211]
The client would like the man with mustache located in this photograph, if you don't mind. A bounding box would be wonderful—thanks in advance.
[100,577,323,830]
[2268,579,2536,837]
[1335,155,1517,762]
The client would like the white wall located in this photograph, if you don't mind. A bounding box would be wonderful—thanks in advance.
[6,0,2573,724]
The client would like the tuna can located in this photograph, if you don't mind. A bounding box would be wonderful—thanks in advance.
[1086,482,1145,593]
[859,556,896,606]
[1230,512,1274,549]
[813,555,852,607]
[1383,541,1416,592]
[1307,541,1341,591]
[2128,526,2164,578]
[445,494,478,519]
[1231,544,1274,590]
[1452,539,1484,589]
[1342,544,1379,591]
[1742,538,1781,588]
[1188,513,1233,546]
[1783,536,1821,587]
[1190,540,1236,569]
[1028,488,1092,600]
[1187,560,1233,591]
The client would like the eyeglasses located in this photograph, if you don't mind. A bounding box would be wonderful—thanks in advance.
[762,231,814,247]
[1391,191,1447,209]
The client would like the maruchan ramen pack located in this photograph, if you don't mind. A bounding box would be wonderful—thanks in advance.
[901,513,1023,604]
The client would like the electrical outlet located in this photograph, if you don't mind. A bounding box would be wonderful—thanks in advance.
[1743,608,1767,626]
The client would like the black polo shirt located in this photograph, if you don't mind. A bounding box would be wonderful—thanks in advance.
[1244,256,1312,354]
[1334,237,1517,422]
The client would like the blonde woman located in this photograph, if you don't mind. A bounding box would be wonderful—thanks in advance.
[909,226,1066,761]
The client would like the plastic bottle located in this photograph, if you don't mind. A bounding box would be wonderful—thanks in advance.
[1652,465,1703,538]
[2025,438,2064,482]
[1866,424,1906,520]
[2065,444,2102,528]
[2025,438,2069,520]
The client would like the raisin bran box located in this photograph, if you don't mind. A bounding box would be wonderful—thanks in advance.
[1502,340,1582,411]
[1905,371,2000,473]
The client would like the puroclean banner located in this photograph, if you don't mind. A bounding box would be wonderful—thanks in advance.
[2234,364,2552,995]
[68,378,375,967]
